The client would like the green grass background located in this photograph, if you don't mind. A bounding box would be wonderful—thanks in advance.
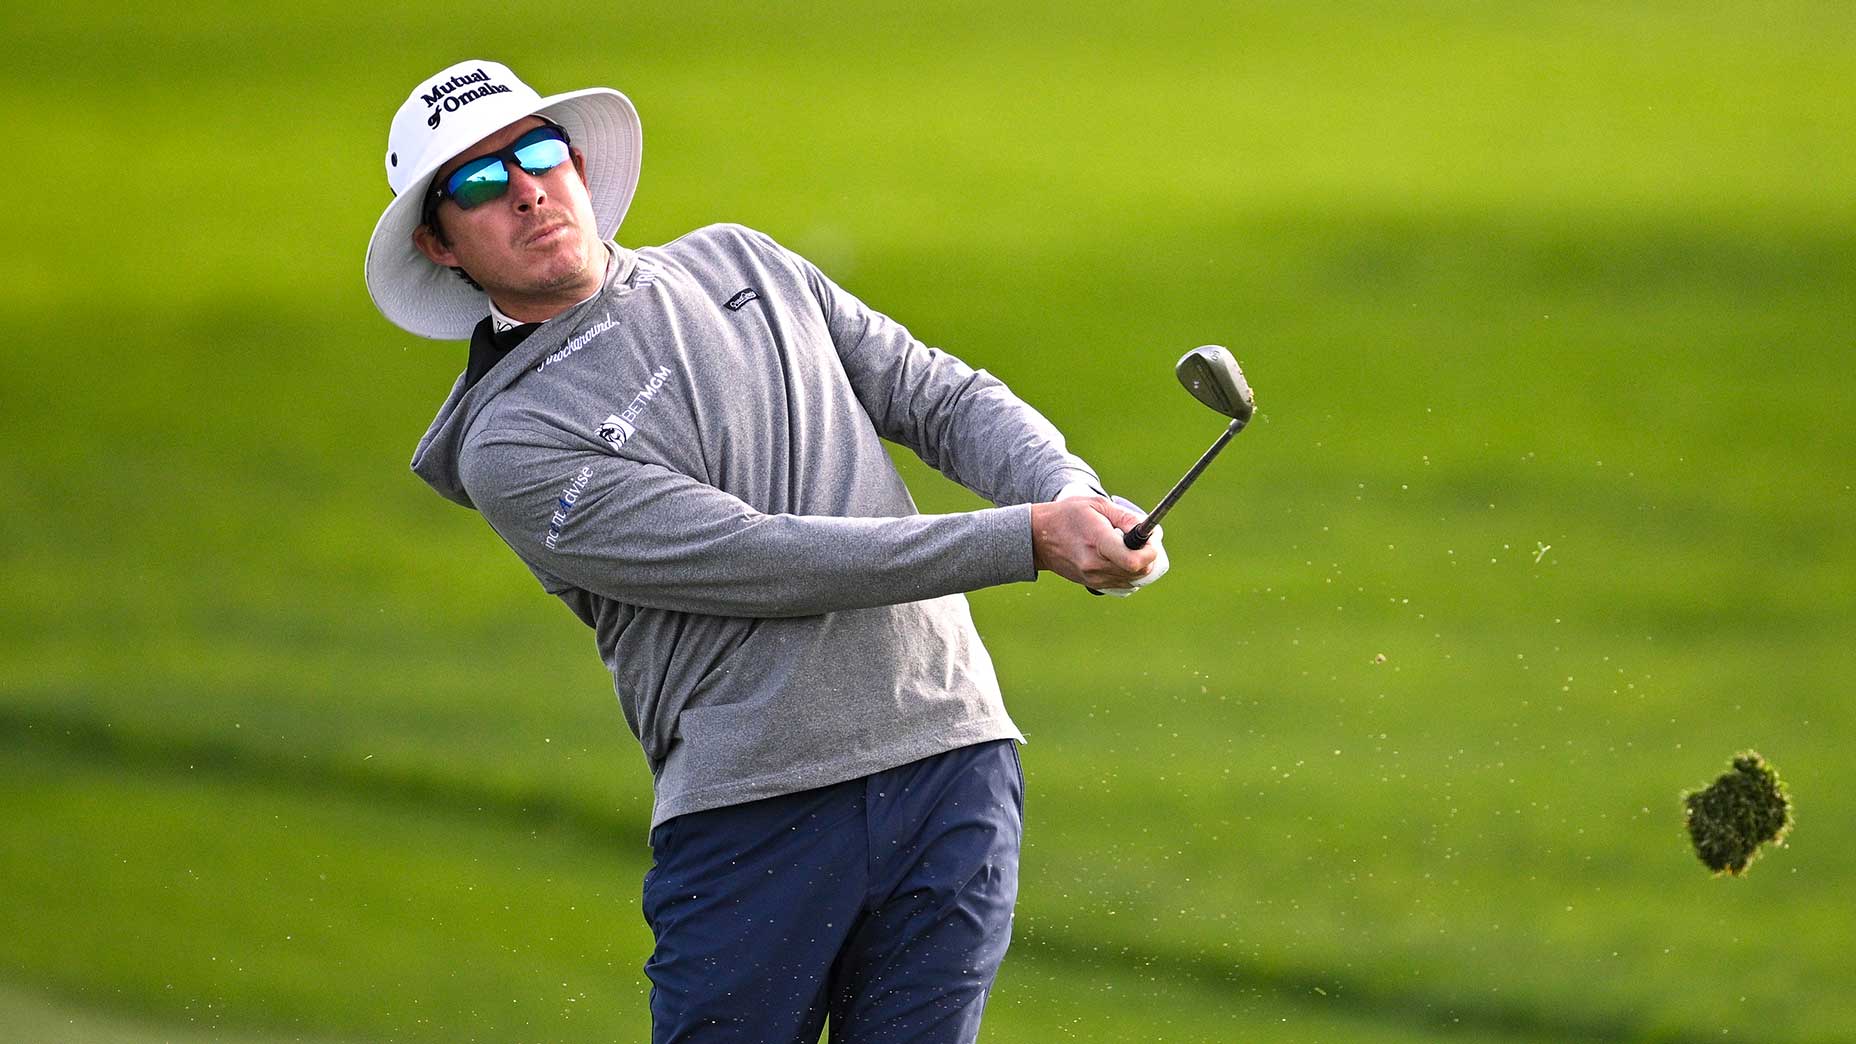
[3,1,1852,1040]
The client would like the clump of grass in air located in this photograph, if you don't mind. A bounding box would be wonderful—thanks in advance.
[1682,751,1793,877]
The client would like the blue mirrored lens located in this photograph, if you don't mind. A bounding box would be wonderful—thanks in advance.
[447,157,508,209]
[513,137,571,175]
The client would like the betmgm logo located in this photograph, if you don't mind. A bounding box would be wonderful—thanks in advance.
[596,414,636,449]
[593,365,673,451]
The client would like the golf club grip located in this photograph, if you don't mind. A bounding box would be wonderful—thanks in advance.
[1087,524,1149,593]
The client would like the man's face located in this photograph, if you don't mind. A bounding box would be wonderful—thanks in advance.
[411,115,603,309]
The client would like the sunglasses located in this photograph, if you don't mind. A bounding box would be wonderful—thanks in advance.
[424,124,573,221]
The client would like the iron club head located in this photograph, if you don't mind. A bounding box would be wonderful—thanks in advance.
[1115,345,1259,555]
[1176,345,1255,424]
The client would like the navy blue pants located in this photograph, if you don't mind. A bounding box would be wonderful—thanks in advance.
[642,739,1024,1043]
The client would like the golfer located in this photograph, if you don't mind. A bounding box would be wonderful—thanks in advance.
[365,60,1167,1042]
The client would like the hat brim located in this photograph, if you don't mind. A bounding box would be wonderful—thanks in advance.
[364,87,641,340]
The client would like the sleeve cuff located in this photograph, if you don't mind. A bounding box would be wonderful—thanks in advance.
[987,504,1039,583]
[1044,466,1105,502]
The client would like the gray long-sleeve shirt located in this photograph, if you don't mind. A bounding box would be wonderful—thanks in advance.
[411,224,1101,827]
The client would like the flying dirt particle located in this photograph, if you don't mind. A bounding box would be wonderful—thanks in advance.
[1372,653,1388,665]
[1683,751,1793,876]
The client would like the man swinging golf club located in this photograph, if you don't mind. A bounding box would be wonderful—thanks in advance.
[365,59,1168,1042]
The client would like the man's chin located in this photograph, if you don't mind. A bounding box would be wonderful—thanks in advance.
[517,244,600,294]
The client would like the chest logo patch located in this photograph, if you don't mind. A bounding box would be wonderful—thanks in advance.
[723,287,760,311]
[596,415,635,448]
[595,364,674,450]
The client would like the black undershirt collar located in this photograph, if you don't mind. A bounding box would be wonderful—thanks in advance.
[463,317,541,390]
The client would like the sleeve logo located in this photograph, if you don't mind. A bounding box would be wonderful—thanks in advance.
[544,465,596,549]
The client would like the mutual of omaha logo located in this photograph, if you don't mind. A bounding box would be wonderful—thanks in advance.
[544,465,595,550]
[421,68,512,129]
[724,287,760,311]
[594,365,674,450]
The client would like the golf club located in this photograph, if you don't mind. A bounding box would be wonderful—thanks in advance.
[1123,345,1256,550]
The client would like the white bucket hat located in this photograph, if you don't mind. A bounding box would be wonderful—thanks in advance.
[364,59,642,340]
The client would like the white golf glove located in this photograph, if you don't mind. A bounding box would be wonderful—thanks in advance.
[1055,481,1170,596]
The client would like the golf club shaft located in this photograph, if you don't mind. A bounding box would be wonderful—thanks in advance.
[1123,416,1246,550]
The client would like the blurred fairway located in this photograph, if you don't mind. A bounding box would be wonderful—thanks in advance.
[3,1,1852,1041]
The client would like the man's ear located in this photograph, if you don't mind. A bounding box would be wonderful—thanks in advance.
[412,222,458,268]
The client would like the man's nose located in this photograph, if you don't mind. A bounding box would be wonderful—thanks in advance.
[507,167,548,211]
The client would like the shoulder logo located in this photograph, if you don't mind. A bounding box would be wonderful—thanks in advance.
[537,314,618,374]
[723,287,760,311]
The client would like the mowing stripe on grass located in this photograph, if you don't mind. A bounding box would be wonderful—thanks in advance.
[3,706,1735,1044]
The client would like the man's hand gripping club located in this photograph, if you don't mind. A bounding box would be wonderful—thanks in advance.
[1028,495,1167,595]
